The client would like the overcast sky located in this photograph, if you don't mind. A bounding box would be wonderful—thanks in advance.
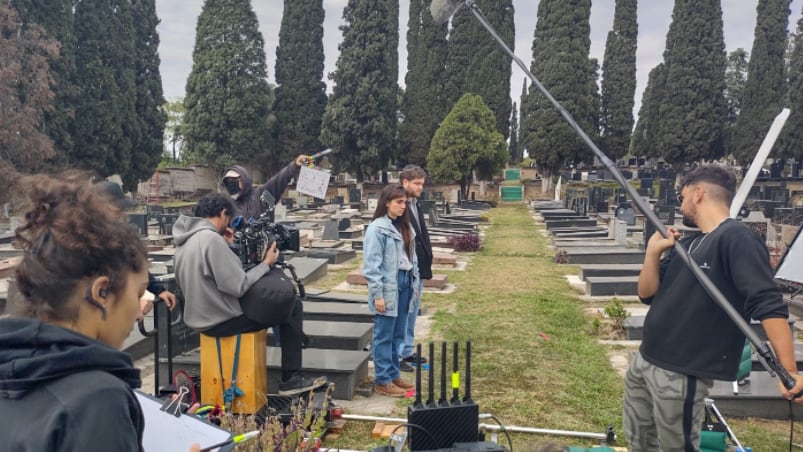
[156,0,803,116]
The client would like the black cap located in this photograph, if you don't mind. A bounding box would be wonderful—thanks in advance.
[94,180,136,210]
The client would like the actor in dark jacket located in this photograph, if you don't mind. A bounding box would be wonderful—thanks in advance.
[221,155,309,221]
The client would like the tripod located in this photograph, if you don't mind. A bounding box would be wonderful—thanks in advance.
[703,398,745,452]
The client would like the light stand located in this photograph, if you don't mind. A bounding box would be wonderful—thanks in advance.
[433,0,798,392]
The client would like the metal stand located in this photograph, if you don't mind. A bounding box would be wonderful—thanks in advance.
[704,398,745,452]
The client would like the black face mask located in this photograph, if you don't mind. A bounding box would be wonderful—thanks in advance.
[224,178,241,195]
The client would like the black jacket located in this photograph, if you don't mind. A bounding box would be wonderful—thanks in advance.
[223,162,300,222]
[639,219,788,380]
[410,199,433,280]
[0,318,144,452]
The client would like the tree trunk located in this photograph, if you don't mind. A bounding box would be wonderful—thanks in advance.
[539,166,554,193]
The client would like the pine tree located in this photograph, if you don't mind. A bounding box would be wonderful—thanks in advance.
[183,0,272,171]
[519,0,593,189]
[656,0,727,166]
[12,0,76,168]
[732,0,791,163]
[631,64,667,159]
[320,0,399,181]
[724,49,749,153]
[780,13,803,160]
[71,0,138,178]
[427,94,507,200]
[273,0,327,173]
[508,102,520,164]
[443,0,514,138]
[0,1,58,198]
[124,0,166,191]
[600,0,637,161]
[399,0,448,167]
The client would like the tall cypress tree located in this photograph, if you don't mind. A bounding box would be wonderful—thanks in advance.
[399,0,448,167]
[724,49,749,154]
[320,0,399,181]
[125,0,166,191]
[12,0,76,168]
[630,64,667,159]
[656,0,727,166]
[600,0,637,161]
[520,0,593,188]
[732,0,791,163]
[509,101,519,164]
[183,0,272,171]
[780,13,803,160]
[71,0,138,178]
[273,0,327,173]
[443,0,514,138]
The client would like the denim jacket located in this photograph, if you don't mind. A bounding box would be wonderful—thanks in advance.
[363,215,420,317]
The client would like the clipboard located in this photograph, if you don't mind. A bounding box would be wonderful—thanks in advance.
[135,390,234,451]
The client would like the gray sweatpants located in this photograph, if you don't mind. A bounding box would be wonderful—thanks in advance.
[623,351,714,452]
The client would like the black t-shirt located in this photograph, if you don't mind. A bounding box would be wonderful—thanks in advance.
[639,218,788,380]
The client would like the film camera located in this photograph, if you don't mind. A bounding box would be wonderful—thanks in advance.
[230,193,300,269]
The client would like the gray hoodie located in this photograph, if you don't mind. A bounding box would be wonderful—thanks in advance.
[172,215,270,331]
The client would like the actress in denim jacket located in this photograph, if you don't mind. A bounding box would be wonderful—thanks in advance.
[363,185,420,397]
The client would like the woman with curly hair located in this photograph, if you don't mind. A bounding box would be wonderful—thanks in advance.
[0,173,198,451]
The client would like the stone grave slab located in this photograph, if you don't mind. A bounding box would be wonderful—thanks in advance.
[432,253,457,267]
[305,248,356,265]
[339,227,363,239]
[267,320,371,351]
[322,220,340,240]
[708,371,803,419]
[544,218,597,230]
[346,270,448,289]
[585,276,638,296]
[283,256,328,284]
[167,347,370,400]
[305,290,367,304]
[310,240,344,248]
[579,264,642,280]
[550,230,609,239]
[0,246,23,259]
[302,300,373,323]
[0,232,14,244]
[563,248,645,265]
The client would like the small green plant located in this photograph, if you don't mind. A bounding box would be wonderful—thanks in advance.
[604,297,630,335]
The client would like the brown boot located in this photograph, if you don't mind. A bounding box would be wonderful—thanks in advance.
[392,378,414,390]
[374,382,405,397]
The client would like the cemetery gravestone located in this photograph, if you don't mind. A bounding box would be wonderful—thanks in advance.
[323,220,340,241]
[615,203,636,226]
[655,205,675,225]
[274,204,287,222]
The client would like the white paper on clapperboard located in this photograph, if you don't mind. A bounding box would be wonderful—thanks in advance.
[296,166,330,200]
[135,390,232,451]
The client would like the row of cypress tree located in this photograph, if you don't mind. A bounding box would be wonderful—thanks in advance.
[9,0,803,189]
[11,0,166,191]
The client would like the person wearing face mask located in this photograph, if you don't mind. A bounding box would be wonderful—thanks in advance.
[221,155,310,222]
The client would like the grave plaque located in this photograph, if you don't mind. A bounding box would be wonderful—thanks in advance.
[337,218,351,231]
[127,213,148,237]
[640,178,654,191]
[655,204,675,225]
[348,188,361,203]
[596,202,609,214]
[615,203,636,226]
[274,204,287,222]
[322,220,340,241]
[770,161,782,179]
[159,213,178,236]
[332,196,344,206]
[367,198,378,212]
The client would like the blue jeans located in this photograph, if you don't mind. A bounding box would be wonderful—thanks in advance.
[401,278,423,359]
[372,271,412,385]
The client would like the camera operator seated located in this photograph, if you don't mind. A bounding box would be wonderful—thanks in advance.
[222,154,309,222]
[172,193,324,395]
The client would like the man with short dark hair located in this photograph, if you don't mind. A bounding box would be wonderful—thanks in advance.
[398,165,432,370]
[624,164,803,451]
[173,192,324,395]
